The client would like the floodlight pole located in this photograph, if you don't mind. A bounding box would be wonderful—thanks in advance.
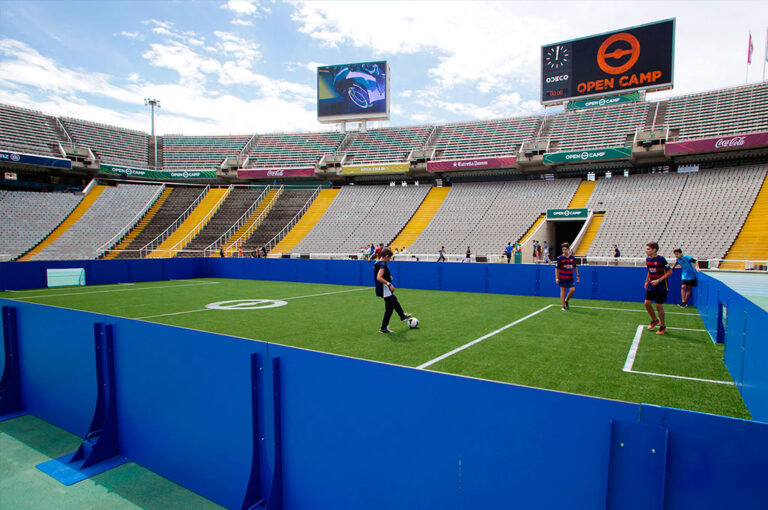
[144,98,160,170]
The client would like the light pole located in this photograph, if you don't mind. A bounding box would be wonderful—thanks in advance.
[144,98,160,170]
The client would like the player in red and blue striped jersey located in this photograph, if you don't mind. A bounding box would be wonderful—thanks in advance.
[644,241,673,335]
[555,242,579,310]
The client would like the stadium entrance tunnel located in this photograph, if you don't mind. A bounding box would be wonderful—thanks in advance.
[553,220,586,253]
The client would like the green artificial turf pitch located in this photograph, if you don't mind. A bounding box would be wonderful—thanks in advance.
[0,277,750,420]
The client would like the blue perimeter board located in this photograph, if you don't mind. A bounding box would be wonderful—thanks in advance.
[1,258,768,509]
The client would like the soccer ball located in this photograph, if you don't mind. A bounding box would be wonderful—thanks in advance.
[408,317,419,329]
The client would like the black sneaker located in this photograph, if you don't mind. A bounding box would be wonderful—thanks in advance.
[677,303,685,308]
[647,319,660,331]
[656,326,667,335]
[379,327,394,334]
[401,313,413,322]
[565,302,570,310]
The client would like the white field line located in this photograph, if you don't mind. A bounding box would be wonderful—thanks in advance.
[6,281,220,300]
[4,282,135,293]
[134,287,369,320]
[571,305,698,316]
[622,324,734,385]
[418,304,556,370]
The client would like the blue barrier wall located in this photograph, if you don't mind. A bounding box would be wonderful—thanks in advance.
[696,273,768,422]
[2,297,767,509]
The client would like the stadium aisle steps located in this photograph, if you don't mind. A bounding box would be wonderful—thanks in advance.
[721,173,768,269]
[271,189,339,254]
[103,186,173,259]
[518,214,545,245]
[389,186,450,249]
[568,180,596,208]
[147,187,230,258]
[219,188,280,256]
[574,213,605,256]
[17,185,107,261]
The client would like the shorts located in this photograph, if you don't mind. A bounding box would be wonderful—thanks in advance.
[645,288,667,304]
[559,280,574,289]
[682,279,697,287]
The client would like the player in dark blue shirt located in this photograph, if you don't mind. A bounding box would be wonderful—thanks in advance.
[555,242,579,310]
[644,241,673,335]
[374,247,411,333]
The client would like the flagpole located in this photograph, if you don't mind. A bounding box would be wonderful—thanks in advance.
[763,27,767,82]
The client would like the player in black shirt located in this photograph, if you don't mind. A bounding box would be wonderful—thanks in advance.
[374,247,412,333]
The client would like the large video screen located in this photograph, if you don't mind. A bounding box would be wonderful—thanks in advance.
[317,61,390,123]
[541,19,674,105]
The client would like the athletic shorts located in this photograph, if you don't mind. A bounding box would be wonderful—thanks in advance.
[559,280,574,289]
[645,288,667,304]
[682,279,697,287]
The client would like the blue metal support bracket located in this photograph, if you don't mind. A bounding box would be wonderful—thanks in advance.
[36,322,129,485]
[242,354,283,510]
[0,305,24,421]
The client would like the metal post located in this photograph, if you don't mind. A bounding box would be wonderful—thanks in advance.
[144,98,161,170]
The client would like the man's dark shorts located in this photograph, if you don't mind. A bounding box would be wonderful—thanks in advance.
[645,288,668,304]
[559,280,574,289]
[682,279,697,287]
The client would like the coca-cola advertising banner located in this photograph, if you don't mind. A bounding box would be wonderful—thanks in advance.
[238,167,315,179]
[665,132,768,155]
[427,156,516,172]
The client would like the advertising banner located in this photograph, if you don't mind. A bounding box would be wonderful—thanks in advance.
[341,162,410,175]
[0,150,72,169]
[543,147,632,165]
[427,156,516,172]
[100,164,216,179]
[665,132,768,155]
[547,208,589,220]
[542,19,674,104]
[566,92,640,111]
[318,61,390,123]
[237,167,315,179]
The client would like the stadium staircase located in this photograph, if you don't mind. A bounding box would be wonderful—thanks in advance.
[147,187,231,258]
[574,213,604,256]
[270,189,339,254]
[518,214,545,245]
[389,186,450,249]
[219,188,280,256]
[103,186,173,259]
[240,189,317,255]
[17,185,107,261]
[568,180,596,208]
[721,173,768,269]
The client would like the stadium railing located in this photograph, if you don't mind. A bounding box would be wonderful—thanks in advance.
[202,186,271,257]
[95,184,166,258]
[166,186,233,258]
[261,186,321,254]
[139,185,210,258]
[223,185,283,257]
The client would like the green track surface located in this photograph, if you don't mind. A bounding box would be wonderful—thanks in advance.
[0,277,750,420]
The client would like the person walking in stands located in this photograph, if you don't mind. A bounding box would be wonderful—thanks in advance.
[260,246,267,258]
[555,242,579,310]
[220,247,225,258]
[644,242,673,335]
[374,247,412,333]
[238,247,243,258]
[374,243,384,260]
[464,246,472,262]
[672,248,699,308]
[542,241,550,263]
[532,240,538,262]
[504,242,513,263]
[437,246,446,262]
[613,244,621,265]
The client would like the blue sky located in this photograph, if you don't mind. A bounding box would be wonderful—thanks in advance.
[0,0,766,135]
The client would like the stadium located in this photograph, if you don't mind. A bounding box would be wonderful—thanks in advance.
[1,5,768,510]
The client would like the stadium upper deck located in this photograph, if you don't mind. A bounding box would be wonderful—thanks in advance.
[1,82,767,176]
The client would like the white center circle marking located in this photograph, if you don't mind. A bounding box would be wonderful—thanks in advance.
[205,299,288,310]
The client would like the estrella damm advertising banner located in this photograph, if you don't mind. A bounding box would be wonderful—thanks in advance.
[541,19,674,104]
[341,162,410,175]
[542,147,632,165]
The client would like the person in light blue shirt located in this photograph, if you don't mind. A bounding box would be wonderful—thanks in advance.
[673,249,700,308]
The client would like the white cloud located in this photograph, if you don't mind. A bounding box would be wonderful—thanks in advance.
[221,0,270,25]
[116,31,140,39]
